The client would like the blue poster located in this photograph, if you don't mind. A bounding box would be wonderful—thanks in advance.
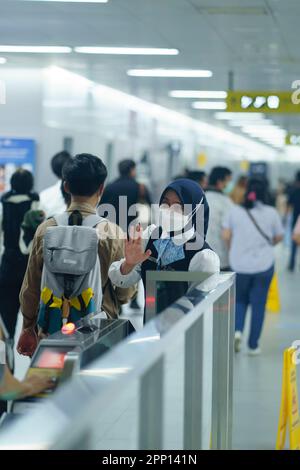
[0,138,36,193]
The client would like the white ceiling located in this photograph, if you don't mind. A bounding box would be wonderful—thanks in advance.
[0,0,300,134]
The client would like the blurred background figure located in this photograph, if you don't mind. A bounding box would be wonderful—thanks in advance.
[100,159,152,310]
[186,170,208,190]
[275,179,288,220]
[205,166,233,271]
[0,169,41,370]
[293,215,300,246]
[223,178,284,355]
[101,159,152,233]
[39,150,72,218]
[230,175,248,206]
[287,170,300,272]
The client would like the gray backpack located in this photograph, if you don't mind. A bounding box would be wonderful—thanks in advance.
[37,211,104,334]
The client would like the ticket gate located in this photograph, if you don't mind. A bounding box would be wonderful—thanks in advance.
[11,312,135,414]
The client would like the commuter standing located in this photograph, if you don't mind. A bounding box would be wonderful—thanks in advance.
[109,178,220,320]
[17,154,136,357]
[186,170,208,190]
[100,159,152,232]
[39,151,72,218]
[293,215,300,245]
[230,175,248,206]
[287,171,300,271]
[205,167,234,270]
[222,179,284,355]
[0,169,40,357]
[100,159,152,310]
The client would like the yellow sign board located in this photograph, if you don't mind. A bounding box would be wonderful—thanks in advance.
[286,134,300,146]
[226,91,300,113]
[276,348,300,450]
[266,273,281,314]
[197,152,207,168]
[240,160,250,172]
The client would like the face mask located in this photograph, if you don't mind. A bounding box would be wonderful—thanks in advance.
[223,180,235,195]
[159,198,203,233]
[153,238,185,268]
[159,208,189,232]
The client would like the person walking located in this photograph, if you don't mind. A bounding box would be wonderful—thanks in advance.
[40,151,72,217]
[205,166,234,270]
[0,169,41,362]
[222,178,284,355]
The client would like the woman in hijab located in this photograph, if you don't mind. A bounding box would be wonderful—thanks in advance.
[109,179,220,318]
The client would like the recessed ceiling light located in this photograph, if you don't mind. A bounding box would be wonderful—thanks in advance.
[169,90,227,98]
[0,46,71,53]
[127,69,213,78]
[0,57,7,64]
[192,101,227,110]
[75,47,179,55]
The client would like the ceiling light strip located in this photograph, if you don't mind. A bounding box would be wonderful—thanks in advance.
[75,47,179,55]
[127,69,213,78]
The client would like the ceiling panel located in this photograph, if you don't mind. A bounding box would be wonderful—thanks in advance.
[0,0,299,137]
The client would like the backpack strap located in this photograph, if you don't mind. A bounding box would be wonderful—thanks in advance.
[82,214,105,228]
[53,213,104,228]
[53,213,69,226]
[245,209,274,246]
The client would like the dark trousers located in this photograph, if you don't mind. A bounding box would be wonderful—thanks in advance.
[0,284,22,339]
[289,240,298,271]
[235,265,274,349]
[0,250,28,340]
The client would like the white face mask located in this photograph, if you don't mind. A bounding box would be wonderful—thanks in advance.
[159,208,189,233]
[159,198,203,233]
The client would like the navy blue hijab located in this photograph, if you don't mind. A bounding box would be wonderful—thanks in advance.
[159,178,209,239]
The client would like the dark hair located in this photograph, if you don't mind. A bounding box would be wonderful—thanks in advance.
[118,159,136,177]
[296,170,300,183]
[187,170,206,185]
[60,181,71,207]
[10,168,34,194]
[51,151,72,179]
[62,153,107,197]
[244,178,267,209]
[209,166,232,186]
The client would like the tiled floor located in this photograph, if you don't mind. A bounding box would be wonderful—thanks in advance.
[233,247,300,450]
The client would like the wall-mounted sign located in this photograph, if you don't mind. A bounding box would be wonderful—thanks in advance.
[226,91,299,113]
[249,162,268,179]
[197,152,207,168]
[285,134,300,146]
[0,138,36,193]
[240,160,250,172]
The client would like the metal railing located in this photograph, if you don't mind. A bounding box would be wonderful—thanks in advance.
[0,271,235,450]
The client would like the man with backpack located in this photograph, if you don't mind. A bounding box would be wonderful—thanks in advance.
[17,154,137,356]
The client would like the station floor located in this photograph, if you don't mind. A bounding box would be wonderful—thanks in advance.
[13,246,300,450]
[233,246,300,450]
